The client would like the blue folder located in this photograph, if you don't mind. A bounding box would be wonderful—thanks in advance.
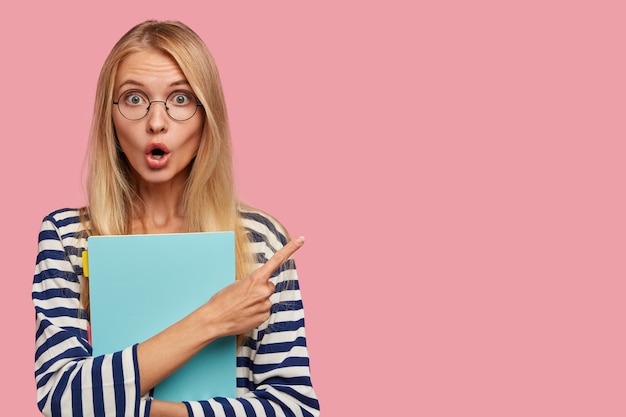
[86,232,236,402]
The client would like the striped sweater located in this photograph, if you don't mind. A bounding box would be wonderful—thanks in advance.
[33,208,319,417]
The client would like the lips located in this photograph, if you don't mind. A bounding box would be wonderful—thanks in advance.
[145,142,171,169]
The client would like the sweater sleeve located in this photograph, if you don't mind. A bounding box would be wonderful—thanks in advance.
[182,212,320,417]
[32,212,151,417]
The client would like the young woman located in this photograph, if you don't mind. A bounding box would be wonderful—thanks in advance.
[32,20,319,417]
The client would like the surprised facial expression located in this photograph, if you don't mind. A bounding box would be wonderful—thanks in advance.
[112,49,204,187]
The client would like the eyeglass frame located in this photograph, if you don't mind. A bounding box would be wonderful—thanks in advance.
[112,89,203,121]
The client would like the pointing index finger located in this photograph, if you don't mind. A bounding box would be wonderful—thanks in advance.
[258,236,305,279]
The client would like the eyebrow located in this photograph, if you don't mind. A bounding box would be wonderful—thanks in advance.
[117,79,192,91]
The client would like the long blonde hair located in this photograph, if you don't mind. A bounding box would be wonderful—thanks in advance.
[80,20,252,313]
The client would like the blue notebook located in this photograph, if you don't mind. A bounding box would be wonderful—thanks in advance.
[85,232,236,402]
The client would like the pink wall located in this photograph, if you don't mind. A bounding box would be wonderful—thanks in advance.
[3,1,625,415]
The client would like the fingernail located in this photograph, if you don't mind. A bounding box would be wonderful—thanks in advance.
[296,236,305,245]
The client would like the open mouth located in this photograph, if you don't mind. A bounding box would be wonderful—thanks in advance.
[146,143,170,161]
[151,148,166,160]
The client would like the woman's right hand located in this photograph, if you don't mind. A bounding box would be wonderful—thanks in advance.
[199,236,305,339]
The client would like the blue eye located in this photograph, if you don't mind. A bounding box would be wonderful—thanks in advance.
[169,91,193,106]
[122,91,148,106]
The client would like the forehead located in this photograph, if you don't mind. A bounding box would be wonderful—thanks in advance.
[115,49,189,92]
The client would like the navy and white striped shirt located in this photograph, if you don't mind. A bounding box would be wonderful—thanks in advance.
[33,208,319,416]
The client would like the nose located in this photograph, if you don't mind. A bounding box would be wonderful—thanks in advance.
[145,100,169,133]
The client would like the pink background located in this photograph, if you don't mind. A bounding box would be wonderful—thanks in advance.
[2,1,625,415]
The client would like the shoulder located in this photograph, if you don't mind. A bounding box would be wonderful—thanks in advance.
[42,208,83,225]
[239,206,290,252]
[39,208,86,241]
[36,208,87,274]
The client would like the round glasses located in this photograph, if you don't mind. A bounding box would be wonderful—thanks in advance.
[113,89,202,121]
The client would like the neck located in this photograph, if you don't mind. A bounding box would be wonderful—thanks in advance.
[133,181,186,234]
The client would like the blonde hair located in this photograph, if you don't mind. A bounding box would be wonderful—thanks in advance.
[80,20,252,313]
